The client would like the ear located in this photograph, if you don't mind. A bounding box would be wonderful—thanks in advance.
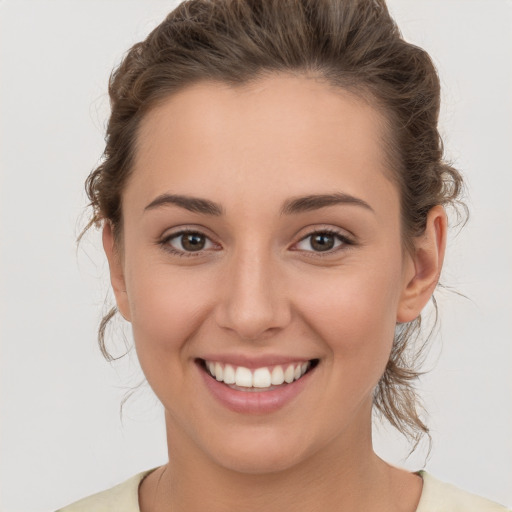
[397,205,447,323]
[102,221,132,322]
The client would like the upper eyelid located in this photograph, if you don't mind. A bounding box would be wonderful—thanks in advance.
[294,225,354,244]
[161,229,220,249]
[160,226,218,242]
[160,226,353,253]
[292,229,353,252]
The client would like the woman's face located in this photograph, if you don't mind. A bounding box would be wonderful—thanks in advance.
[107,74,422,473]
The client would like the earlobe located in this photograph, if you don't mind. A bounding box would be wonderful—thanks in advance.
[102,221,132,322]
[397,205,447,323]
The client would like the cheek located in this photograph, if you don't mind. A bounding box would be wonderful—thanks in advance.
[296,257,403,367]
[125,261,215,379]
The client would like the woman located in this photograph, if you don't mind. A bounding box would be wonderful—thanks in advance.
[56,0,509,510]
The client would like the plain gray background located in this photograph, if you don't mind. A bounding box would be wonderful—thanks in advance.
[1,1,511,510]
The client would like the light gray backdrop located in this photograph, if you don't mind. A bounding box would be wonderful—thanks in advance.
[1,1,511,511]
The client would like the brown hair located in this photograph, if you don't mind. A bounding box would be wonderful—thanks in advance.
[83,0,464,446]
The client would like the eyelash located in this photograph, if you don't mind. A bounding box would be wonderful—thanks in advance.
[293,229,354,257]
[159,228,354,258]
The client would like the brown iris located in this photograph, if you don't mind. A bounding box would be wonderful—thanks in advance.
[181,233,206,251]
[310,233,336,252]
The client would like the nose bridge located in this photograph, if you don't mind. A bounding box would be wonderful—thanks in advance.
[216,240,290,340]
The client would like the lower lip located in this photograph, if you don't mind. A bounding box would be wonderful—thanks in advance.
[197,361,316,414]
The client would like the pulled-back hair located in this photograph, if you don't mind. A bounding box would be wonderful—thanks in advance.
[83,0,464,446]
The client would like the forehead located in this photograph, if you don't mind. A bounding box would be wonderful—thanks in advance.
[128,74,398,216]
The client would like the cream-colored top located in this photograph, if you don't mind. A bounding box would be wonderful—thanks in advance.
[56,469,510,512]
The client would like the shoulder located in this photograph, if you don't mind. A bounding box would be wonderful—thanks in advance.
[55,469,156,512]
[416,471,510,512]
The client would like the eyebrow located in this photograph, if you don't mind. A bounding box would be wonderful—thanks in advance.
[144,192,374,216]
[280,193,374,215]
[144,194,224,215]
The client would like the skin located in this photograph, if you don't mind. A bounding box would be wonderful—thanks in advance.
[103,74,447,512]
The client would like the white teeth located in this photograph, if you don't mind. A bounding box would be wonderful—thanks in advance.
[271,365,285,385]
[253,368,272,388]
[206,360,313,389]
[223,364,236,384]
[214,362,223,381]
[284,364,295,383]
[235,366,253,387]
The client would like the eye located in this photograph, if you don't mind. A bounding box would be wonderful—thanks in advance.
[161,230,218,256]
[294,229,352,254]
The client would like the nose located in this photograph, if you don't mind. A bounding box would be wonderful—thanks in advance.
[214,247,291,341]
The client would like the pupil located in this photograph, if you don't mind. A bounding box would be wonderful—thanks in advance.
[182,233,205,251]
[311,233,334,251]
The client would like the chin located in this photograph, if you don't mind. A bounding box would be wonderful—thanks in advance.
[193,420,329,476]
[210,438,310,475]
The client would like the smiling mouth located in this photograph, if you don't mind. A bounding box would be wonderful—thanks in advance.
[198,358,320,391]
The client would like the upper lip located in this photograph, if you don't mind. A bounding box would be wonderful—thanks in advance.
[197,353,318,369]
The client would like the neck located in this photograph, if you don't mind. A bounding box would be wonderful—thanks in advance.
[139,408,422,512]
